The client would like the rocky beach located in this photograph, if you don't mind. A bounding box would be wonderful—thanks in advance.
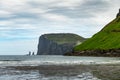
[0,55,119,80]
[0,64,120,80]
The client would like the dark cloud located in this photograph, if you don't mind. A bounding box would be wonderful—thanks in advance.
[46,0,110,19]
[81,0,110,12]
[13,13,38,19]
[47,7,94,18]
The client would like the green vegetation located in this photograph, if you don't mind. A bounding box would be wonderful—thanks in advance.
[75,16,120,51]
[44,33,86,44]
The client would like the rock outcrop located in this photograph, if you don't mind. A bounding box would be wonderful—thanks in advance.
[116,9,120,17]
[65,49,120,57]
[37,33,86,55]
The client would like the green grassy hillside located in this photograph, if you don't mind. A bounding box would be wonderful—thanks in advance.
[75,16,120,51]
[44,33,86,45]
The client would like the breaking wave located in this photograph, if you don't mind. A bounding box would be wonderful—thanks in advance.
[0,55,119,66]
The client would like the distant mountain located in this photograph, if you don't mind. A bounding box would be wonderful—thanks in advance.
[37,33,86,55]
[73,9,120,56]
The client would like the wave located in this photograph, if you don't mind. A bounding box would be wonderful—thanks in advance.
[0,55,119,67]
[0,59,120,67]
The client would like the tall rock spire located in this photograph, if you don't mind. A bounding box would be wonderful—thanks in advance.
[116,9,120,17]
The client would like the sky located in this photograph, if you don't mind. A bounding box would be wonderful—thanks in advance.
[0,0,120,55]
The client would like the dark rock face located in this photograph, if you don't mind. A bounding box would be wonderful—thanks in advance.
[37,35,74,55]
[66,49,120,57]
[37,34,85,55]
[116,9,120,17]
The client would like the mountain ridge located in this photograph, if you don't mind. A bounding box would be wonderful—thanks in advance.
[70,9,120,56]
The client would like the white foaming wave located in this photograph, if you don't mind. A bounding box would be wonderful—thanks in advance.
[0,59,120,67]
[0,60,91,66]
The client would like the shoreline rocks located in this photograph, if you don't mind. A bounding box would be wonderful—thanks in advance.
[116,9,120,17]
[65,49,120,57]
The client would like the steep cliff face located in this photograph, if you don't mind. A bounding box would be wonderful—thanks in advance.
[37,33,86,55]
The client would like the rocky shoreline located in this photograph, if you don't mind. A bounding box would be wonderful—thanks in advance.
[65,49,120,57]
[4,64,120,80]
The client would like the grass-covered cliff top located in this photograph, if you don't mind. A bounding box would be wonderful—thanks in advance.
[43,33,86,44]
[74,16,120,51]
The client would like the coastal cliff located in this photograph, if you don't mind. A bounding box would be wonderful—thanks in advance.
[37,33,86,55]
[71,9,120,57]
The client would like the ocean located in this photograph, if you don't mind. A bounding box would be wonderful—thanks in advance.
[0,55,120,80]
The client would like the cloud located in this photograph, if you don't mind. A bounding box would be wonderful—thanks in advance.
[0,10,12,18]
[0,0,119,38]
[0,0,120,54]
[41,13,71,22]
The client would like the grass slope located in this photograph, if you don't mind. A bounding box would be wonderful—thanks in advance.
[75,17,120,51]
[44,33,86,44]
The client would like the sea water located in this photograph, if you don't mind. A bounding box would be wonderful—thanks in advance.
[0,55,120,80]
[0,55,120,66]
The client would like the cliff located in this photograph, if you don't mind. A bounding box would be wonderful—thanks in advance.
[37,33,86,55]
[72,9,120,57]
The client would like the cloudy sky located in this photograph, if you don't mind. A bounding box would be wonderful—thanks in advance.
[0,0,120,55]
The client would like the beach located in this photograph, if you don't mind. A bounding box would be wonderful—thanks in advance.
[0,64,119,80]
[0,55,120,80]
